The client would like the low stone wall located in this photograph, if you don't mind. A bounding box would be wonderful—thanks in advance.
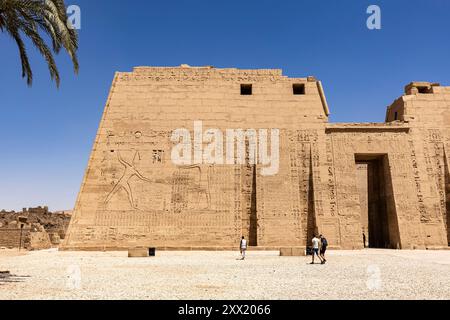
[0,229,30,249]
[0,228,52,250]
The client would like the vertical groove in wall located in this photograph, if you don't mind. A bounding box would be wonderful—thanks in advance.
[444,147,450,246]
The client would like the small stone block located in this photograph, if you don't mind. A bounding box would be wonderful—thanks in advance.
[279,247,292,256]
[128,248,149,258]
[291,247,306,256]
[280,247,305,256]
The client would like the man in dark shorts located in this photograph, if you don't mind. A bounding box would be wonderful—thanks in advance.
[319,234,328,263]
[310,235,324,264]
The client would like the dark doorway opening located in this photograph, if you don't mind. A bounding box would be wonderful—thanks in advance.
[249,165,258,246]
[356,154,401,249]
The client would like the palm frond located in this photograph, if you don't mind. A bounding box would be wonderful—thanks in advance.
[0,0,79,87]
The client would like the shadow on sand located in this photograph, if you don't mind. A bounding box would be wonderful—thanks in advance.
[0,271,30,285]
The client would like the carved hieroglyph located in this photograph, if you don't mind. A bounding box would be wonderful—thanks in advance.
[62,66,450,250]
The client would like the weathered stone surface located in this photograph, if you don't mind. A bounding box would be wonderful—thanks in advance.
[0,227,51,250]
[61,66,450,251]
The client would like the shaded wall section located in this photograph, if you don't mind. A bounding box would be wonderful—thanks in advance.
[445,148,450,245]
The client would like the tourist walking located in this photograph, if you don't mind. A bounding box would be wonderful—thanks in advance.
[319,234,328,263]
[311,235,324,264]
[240,236,248,260]
[363,232,367,248]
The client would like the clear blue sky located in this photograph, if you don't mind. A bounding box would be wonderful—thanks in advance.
[1,0,449,211]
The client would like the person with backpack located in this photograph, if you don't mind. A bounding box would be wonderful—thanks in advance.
[320,234,328,263]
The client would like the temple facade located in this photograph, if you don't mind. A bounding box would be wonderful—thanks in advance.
[62,66,450,250]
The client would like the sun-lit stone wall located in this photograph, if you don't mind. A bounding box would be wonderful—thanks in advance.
[62,67,450,251]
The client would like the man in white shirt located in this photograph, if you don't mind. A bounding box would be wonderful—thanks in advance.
[311,235,324,264]
[240,236,248,260]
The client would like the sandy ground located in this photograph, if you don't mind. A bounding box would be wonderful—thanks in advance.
[0,249,449,300]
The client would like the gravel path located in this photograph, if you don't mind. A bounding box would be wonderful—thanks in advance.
[1,249,449,300]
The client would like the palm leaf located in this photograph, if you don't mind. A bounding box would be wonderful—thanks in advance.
[0,0,79,87]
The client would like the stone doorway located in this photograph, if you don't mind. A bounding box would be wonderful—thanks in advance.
[356,154,401,249]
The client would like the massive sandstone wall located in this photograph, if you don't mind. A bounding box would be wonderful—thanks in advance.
[62,66,330,250]
[62,67,450,251]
